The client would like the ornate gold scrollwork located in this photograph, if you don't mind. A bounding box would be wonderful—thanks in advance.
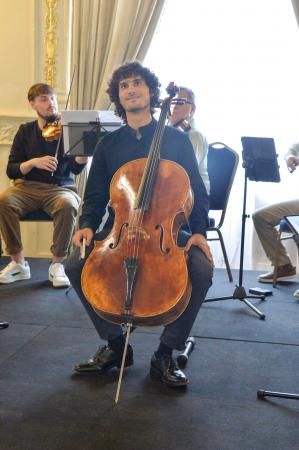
[44,0,58,86]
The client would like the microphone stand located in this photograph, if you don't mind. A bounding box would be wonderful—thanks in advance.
[257,389,299,401]
[177,337,195,368]
[257,229,299,401]
[205,167,266,320]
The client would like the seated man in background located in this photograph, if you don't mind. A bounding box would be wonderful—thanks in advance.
[252,142,299,295]
[0,83,88,287]
[169,86,210,195]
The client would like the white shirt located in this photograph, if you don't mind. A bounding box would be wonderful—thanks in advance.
[187,120,210,194]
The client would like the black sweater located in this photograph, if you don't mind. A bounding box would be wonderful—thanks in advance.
[7,121,86,186]
[79,119,209,237]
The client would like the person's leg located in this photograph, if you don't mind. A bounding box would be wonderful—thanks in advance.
[151,232,213,387]
[42,185,80,259]
[42,185,80,287]
[0,182,39,283]
[252,200,299,282]
[159,248,213,351]
[65,231,133,373]
[252,200,299,266]
[65,232,124,340]
[0,183,40,256]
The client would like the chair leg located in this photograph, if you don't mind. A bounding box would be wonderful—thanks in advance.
[272,231,281,288]
[65,286,73,295]
[216,229,233,282]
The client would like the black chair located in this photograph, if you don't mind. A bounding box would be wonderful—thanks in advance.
[207,142,239,282]
[272,218,297,287]
[0,210,53,259]
[20,210,53,222]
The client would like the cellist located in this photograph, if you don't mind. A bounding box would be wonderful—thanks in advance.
[65,62,213,388]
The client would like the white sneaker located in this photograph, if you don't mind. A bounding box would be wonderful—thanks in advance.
[48,262,70,288]
[0,260,31,284]
[293,289,299,298]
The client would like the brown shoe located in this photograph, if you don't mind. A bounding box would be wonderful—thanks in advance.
[258,263,296,284]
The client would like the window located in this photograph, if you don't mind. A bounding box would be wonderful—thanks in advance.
[145,0,299,269]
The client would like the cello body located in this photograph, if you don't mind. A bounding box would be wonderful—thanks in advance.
[81,157,193,327]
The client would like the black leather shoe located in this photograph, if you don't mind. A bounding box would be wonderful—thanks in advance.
[74,345,134,374]
[150,353,189,387]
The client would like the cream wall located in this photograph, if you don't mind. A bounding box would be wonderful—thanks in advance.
[0,1,35,116]
[0,0,71,258]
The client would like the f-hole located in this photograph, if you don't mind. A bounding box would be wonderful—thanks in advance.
[155,224,170,254]
[109,223,128,249]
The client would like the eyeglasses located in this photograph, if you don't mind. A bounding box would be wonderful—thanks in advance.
[172,98,194,106]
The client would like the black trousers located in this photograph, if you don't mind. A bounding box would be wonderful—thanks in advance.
[65,229,213,351]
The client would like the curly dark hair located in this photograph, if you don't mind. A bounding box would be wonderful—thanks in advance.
[106,61,161,122]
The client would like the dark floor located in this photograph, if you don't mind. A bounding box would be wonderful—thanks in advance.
[0,256,299,450]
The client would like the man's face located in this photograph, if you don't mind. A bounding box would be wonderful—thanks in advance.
[169,90,195,126]
[30,93,58,121]
[118,76,151,114]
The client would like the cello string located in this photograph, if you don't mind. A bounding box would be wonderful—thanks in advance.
[125,94,173,271]
[128,123,163,261]
[128,100,170,263]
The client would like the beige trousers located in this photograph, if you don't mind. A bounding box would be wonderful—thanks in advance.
[0,179,80,258]
[252,199,299,266]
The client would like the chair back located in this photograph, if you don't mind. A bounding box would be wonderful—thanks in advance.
[20,210,52,221]
[208,142,239,227]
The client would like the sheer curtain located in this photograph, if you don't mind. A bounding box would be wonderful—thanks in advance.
[70,0,165,199]
[71,0,165,110]
[144,0,299,270]
[292,0,299,25]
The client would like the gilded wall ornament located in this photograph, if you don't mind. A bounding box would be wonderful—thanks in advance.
[45,0,58,86]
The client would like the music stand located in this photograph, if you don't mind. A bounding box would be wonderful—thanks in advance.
[61,110,123,156]
[205,137,281,320]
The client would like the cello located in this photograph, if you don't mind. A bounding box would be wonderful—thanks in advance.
[81,83,194,400]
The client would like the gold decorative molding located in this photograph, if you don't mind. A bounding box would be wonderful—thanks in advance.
[34,0,71,107]
[44,0,58,86]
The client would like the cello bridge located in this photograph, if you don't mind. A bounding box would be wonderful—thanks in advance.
[127,226,150,241]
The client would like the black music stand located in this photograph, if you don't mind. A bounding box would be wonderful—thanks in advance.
[61,110,123,157]
[204,137,281,320]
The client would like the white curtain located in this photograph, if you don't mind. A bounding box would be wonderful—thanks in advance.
[71,0,165,110]
[292,0,299,25]
[144,0,299,271]
[71,0,165,201]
